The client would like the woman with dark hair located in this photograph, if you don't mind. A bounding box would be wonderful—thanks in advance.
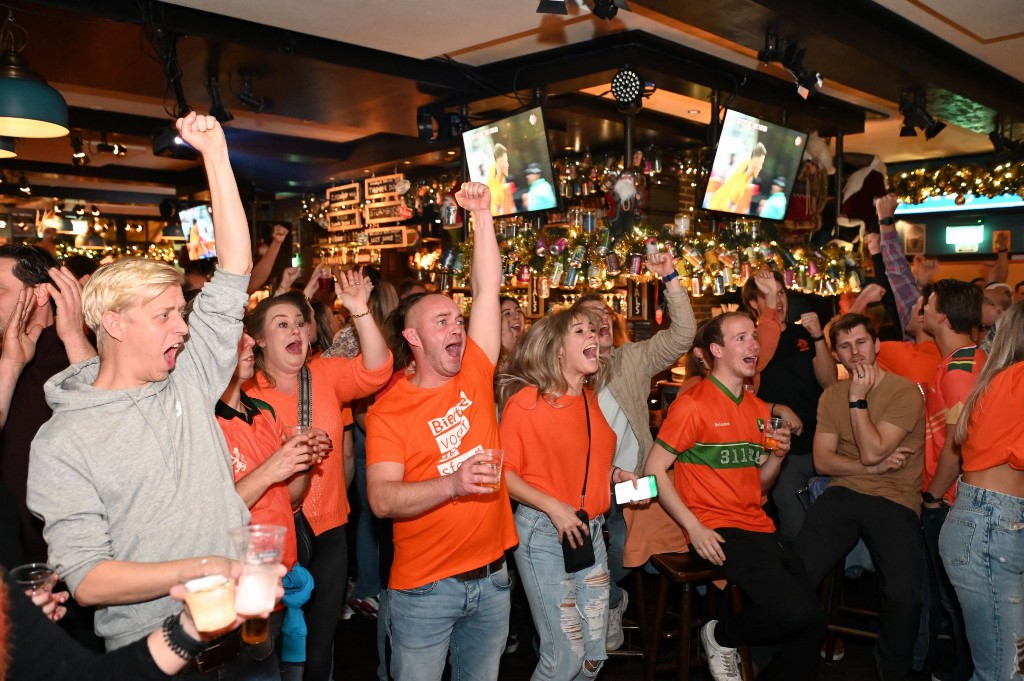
[940,300,1024,681]
[242,271,391,681]
[497,303,636,680]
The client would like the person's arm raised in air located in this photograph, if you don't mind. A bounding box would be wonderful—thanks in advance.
[877,194,923,339]
[175,112,251,276]
[0,288,41,430]
[335,268,389,372]
[248,224,289,294]
[798,311,837,388]
[457,182,502,364]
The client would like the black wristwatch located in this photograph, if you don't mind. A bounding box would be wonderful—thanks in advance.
[849,399,868,409]
[921,491,946,506]
[880,217,894,226]
[162,614,206,660]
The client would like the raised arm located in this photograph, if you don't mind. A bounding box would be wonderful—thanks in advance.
[0,288,42,430]
[457,182,502,364]
[248,224,289,294]
[175,112,251,276]
[877,195,922,339]
[335,267,389,371]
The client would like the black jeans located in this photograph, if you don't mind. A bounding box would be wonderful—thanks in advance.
[714,528,825,681]
[796,487,922,681]
[303,524,348,681]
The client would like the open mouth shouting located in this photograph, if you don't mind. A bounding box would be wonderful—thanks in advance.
[583,343,599,361]
[742,352,758,367]
[286,340,304,355]
[164,342,182,368]
[445,338,464,358]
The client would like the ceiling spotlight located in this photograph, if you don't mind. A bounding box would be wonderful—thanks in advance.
[0,10,69,138]
[91,205,100,217]
[18,173,30,194]
[592,0,631,21]
[74,203,86,216]
[757,32,783,64]
[236,76,272,113]
[795,70,823,100]
[899,121,917,137]
[611,65,643,112]
[71,131,86,159]
[53,200,62,213]
[537,0,568,14]
[96,133,127,156]
[72,153,90,167]
[899,92,946,141]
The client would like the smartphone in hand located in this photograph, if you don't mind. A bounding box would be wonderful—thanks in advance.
[614,475,659,504]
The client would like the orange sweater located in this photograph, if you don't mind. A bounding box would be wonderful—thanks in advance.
[244,353,392,535]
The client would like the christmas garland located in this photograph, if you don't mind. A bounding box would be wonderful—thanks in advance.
[889,160,1024,204]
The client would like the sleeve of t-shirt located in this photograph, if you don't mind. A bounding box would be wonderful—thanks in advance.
[816,385,839,436]
[654,395,699,457]
[498,391,534,477]
[880,379,923,433]
[365,408,405,467]
[461,338,495,389]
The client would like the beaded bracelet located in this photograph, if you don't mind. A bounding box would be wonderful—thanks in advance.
[162,614,206,660]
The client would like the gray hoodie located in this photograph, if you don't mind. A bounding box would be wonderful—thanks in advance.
[27,269,251,650]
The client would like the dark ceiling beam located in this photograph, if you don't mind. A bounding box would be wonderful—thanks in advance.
[474,31,866,135]
[25,0,481,93]
[2,159,203,187]
[546,92,710,145]
[0,185,173,204]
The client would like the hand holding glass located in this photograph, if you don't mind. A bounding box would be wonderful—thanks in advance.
[480,448,504,491]
[763,417,784,454]
[180,558,236,634]
[231,525,286,643]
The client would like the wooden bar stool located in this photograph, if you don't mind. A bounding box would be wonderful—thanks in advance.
[642,552,754,681]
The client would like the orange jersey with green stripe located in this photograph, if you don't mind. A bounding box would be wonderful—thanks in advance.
[924,345,985,502]
[655,375,775,533]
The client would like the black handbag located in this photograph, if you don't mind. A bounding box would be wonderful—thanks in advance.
[561,392,596,573]
[293,365,316,566]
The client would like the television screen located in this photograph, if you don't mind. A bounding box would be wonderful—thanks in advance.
[179,204,217,260]
[701,109,808,220]
[462,106,558,217]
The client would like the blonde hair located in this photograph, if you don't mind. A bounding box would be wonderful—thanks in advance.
[82,258,184,351]
[955,299,1024,445]
[496,302,608,413]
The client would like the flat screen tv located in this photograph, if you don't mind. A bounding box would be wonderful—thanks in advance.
[462,106,559,217]
[179,204,217,260]
[701,109,808,221]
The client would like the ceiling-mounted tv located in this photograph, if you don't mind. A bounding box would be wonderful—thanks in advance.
[179,204,217,260]
[701,109,808,221]
[462,106,559,217]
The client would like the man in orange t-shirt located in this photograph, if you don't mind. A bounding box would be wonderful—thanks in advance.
[366,182,517,681]
[646,312,823,681]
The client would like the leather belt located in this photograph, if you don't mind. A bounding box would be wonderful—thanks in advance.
[452,556,505,582]
[185,628,242,674]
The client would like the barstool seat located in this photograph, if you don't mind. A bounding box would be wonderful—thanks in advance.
[641,552,754,681]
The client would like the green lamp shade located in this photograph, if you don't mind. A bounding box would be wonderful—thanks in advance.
[0,51,69,139]
[0,136,14,158]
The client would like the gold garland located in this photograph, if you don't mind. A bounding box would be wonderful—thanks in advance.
[889,160,1024,204]
[56,243,180,264]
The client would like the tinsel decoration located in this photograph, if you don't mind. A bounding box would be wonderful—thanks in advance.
[889,160,1024,204]
[56,243,180,264]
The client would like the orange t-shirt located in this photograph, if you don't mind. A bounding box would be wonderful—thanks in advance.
[243,354,392,535]
[877,340,941,387]
[217,393,297,570]
[500,386,615,519]
[655,375,775,533]
[366,338,518,590]
[924,345,985,502]
[960,361,1024,473]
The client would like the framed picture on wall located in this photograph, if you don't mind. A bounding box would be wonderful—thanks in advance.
[900,221,926,255]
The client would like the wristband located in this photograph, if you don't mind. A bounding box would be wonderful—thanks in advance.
[162,614,206,660]
[350,310,371,318]
[849,399,868,409]
[448,475,458,501]
[880,217,894,226]
[810,335,825,343]
[662,271,679,283]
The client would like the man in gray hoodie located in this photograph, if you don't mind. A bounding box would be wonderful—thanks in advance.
[27,114,266,674]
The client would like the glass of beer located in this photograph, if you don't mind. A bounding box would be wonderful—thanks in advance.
[763,417,784,454]
[480,448,504,492]
[181,560,236,634]
[10,563,58,595]
[231,525,286,644]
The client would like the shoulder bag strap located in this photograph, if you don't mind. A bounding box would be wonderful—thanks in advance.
[579,391,592,511]
[298,365,313,428]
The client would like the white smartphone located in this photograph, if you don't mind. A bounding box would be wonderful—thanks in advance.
[614,475,659,504]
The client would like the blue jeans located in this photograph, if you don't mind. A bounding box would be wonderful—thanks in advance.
[939,480,1024,681]
[352,424,382,600]
[387,564,511,681]
[604,493,628,610]
[515,505,609,681]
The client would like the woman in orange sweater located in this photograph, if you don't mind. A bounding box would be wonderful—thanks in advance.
[243,269,391,681]
[497,303,637,680]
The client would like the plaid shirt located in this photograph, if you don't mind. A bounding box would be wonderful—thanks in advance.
[881,230,921,341]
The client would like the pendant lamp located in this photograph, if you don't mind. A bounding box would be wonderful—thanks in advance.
[0,11,68,138]
[0,135,14,158]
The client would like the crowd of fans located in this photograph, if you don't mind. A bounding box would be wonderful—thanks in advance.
[0,116,1020,681]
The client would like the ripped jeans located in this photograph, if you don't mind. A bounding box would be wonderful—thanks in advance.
[514,504,609,681]
[939,480,1024,681]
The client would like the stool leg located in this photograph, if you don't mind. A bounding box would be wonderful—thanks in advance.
[729,585,755,681]
[645,575,671,681]
[678,583,693,681]
[635,569,649,646]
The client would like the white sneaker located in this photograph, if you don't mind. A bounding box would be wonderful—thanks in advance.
[606,591,629,651]
[700,620,741,681]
